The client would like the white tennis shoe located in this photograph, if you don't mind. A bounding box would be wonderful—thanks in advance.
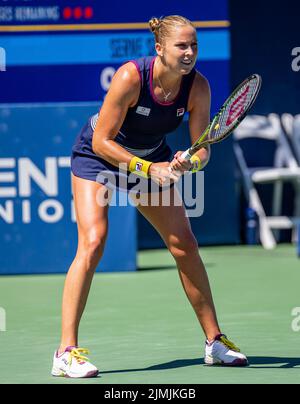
[204,334,248,366]
[51,346,99,378]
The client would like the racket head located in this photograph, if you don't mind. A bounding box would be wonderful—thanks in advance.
[208,74,262,143]
[189,74,262,154]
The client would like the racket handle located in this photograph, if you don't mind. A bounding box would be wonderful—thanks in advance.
[181,150,192,160]
[169,149,192,173]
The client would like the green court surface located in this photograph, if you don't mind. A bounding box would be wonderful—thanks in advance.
[0,244,300,384]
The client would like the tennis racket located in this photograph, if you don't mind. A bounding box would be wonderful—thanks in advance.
[181,74,262,160]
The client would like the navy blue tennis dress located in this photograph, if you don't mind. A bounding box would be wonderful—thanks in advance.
[71,56,196,192]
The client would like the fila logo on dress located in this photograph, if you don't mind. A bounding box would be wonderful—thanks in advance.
[177,108,185,117]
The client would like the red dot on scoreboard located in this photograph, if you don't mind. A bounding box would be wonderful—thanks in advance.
[84,7,93,19]
[63,7,72,19]
[73,7,83,19]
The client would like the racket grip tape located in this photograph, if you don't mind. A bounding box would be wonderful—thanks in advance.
[181,150,192,160]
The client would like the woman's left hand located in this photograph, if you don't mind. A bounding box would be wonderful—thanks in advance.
[169,151,192,173]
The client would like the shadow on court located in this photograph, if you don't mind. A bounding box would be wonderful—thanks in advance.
[101,358,203,374]
[138,265,176,271]
[138,263,216,271]
[100,357,300,375]
[247,356,300,369]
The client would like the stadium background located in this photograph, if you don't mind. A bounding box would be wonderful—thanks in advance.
[0,0,234,273]
[1,0,298,274]
[0,0,300,386]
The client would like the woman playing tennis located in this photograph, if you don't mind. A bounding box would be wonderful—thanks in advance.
[51,15,248,378]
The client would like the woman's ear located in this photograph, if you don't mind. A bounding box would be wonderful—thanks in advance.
[155,42,163,57]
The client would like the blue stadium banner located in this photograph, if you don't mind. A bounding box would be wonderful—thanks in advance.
[0,104,137,274]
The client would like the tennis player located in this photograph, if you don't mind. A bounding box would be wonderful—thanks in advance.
[51,15,248,378]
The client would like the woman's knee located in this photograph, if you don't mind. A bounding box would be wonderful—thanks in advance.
[168,231,198,259]
[79,227,108,264]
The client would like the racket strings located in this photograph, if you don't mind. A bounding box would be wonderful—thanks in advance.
[210,78,260,141]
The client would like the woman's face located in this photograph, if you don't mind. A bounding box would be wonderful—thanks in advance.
[157,25,198,75]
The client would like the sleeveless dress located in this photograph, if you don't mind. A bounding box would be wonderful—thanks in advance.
[71,56,196,193]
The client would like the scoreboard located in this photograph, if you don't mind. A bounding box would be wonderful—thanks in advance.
[0,0,230,107]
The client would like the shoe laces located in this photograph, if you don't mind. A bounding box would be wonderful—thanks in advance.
[219,335,241,352]
[68,348,90,365]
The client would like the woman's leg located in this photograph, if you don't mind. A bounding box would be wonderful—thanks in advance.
[58,175,112,353]
[133,187,221,341]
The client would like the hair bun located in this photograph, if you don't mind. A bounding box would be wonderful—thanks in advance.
[149,17,161,33]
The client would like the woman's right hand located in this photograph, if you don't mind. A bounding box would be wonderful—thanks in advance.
[148,162,181,186]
